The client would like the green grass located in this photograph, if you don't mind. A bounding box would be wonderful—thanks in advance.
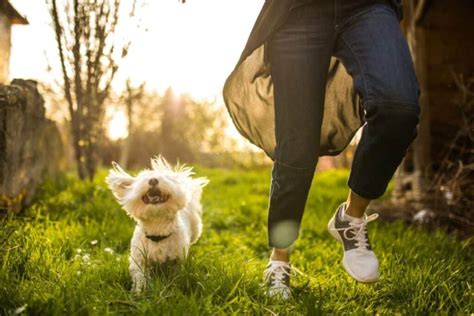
[1,167,472,315]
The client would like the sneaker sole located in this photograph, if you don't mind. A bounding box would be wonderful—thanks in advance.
[327,214,379,283]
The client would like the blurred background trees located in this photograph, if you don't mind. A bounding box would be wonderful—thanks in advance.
[98,85,240,170]
[49,0,137,179]
[118,79,145,168]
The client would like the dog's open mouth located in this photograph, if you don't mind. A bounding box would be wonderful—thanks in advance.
[142,188,170,204]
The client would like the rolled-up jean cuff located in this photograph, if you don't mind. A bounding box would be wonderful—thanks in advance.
[347,177,385,200]
[268,161,315,248]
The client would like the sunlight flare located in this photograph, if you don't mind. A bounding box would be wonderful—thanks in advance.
[107,110,128,140]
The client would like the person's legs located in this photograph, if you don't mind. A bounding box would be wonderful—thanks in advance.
[345,189,371,218]
[328,0,420,282]
[270,248,290,262]
[267,1,335,253]
[264,1,335,297]
[334,2,420,204]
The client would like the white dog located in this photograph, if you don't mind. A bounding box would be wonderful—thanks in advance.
[106,156,208,291]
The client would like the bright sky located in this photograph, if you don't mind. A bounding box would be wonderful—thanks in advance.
[9,0,263,99]
[8,0,264,142]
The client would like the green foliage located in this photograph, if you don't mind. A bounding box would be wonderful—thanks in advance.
[102,88,229,169]
[0,168,472,315]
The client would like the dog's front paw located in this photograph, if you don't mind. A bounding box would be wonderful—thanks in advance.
[131,274,147,292]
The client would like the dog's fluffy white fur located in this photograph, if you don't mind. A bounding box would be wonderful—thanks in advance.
[106,156,208,291]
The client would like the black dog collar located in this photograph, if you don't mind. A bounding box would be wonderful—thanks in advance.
[145,233,172,242]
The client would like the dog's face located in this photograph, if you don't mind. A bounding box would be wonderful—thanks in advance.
[106,157,194,221]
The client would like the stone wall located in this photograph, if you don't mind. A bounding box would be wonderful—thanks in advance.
[0,79,63,213]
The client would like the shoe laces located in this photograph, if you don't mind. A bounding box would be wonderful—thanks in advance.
[333,213,379,249]
[263,261,292,289]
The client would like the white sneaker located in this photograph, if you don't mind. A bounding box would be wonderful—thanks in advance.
[328,202,380,283]
[263,260,292,300]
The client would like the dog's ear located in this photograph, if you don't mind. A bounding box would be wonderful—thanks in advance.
[151,155,171,171]
[106,162,135,200]
[194,177,209,188]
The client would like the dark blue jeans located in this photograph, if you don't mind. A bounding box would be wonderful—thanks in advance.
[267,0,420,248]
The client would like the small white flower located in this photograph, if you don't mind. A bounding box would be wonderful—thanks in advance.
[14,304,27,314]
[90,240,98,246]
[77,271,82,276]
[104,247,114,254]
[76,248,82,254]
[82,254,91,263]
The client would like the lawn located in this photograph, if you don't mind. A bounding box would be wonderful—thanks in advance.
[0,167,472,315]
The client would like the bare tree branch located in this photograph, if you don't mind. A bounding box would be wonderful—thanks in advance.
[49,0,138,179]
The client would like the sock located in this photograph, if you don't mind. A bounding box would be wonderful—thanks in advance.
[341,203,364,223]
[269,258,290,265]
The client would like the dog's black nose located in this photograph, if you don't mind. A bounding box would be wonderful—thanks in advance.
[148,178,159,186]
